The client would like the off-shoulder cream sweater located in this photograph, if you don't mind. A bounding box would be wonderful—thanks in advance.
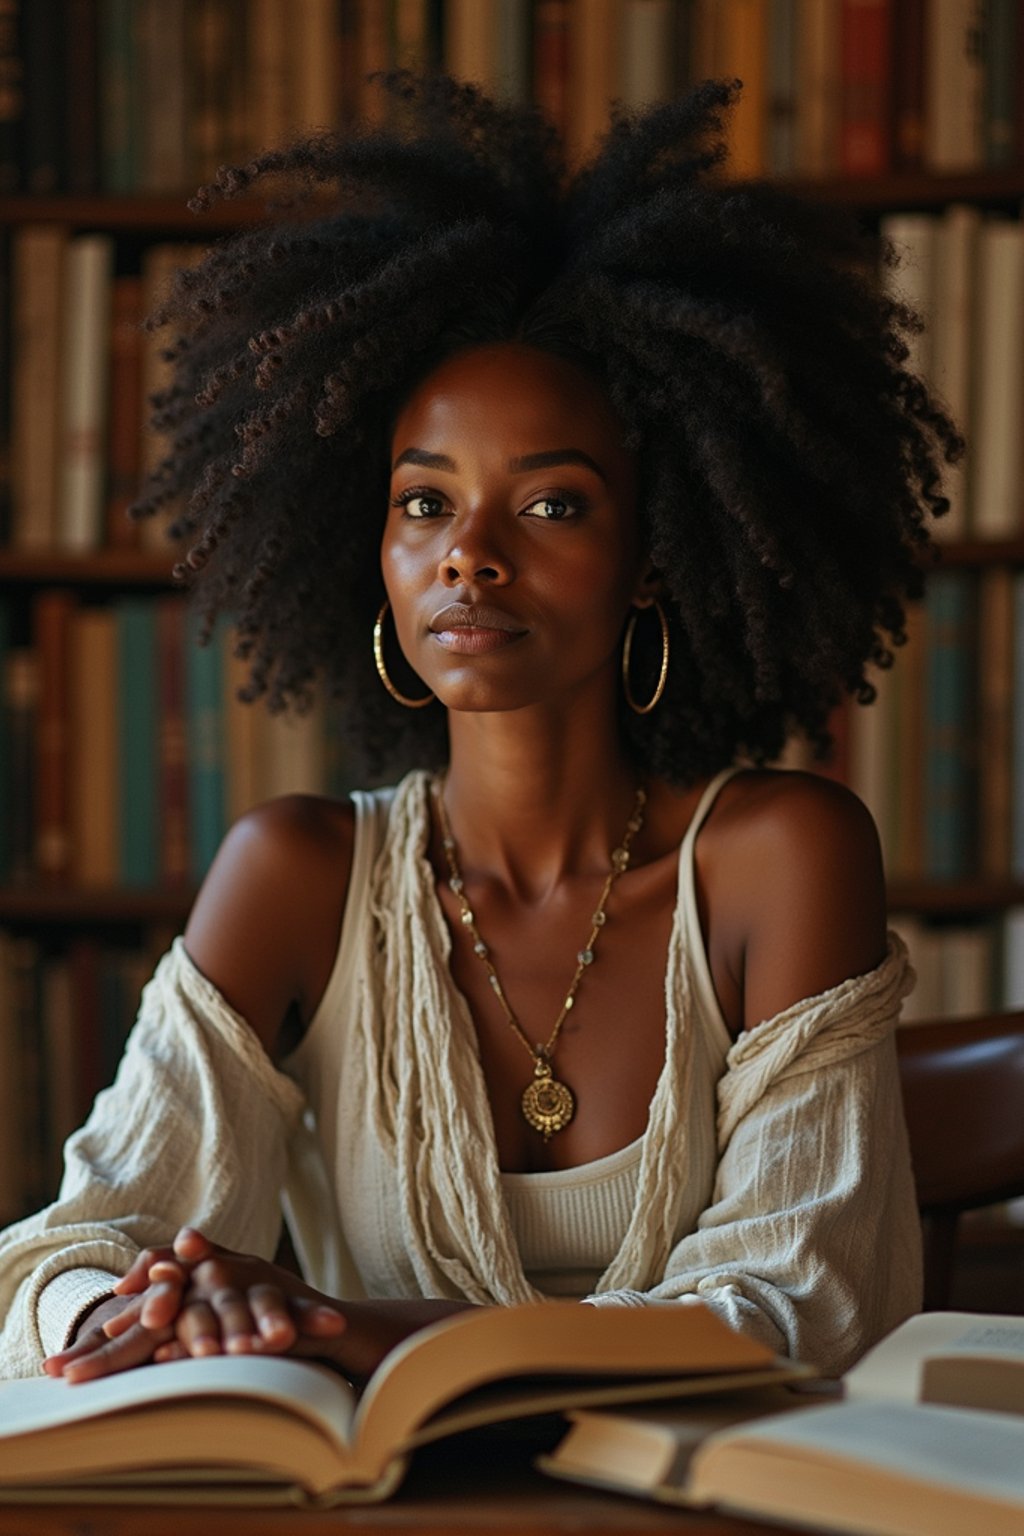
[0,768,922,1380]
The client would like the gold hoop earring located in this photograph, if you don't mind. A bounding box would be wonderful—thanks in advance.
[622,599,669,715]
[373,600,434,709]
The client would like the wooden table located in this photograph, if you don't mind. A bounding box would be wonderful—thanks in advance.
[0,1432,829,1536]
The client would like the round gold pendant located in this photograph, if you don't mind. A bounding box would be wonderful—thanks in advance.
[521,1060,575,1140]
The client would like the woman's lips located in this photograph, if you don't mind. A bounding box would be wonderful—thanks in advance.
[428,603,527,654]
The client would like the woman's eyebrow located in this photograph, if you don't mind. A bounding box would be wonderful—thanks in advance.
[392,447,457,472]
[392,446,609,481]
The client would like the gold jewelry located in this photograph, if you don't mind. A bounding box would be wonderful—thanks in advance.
[434,781,647,1140]
[622,599,669,715]
[373,600,434,709]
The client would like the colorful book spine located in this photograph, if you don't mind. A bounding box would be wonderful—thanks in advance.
[795,0,840,177]
[69,607,119,887]
[11,225,67,550]
[838,0,892,176]
[116,599,160,888]
[923,570,978,881]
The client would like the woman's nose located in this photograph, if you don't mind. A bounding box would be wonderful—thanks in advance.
[438,513,515,587]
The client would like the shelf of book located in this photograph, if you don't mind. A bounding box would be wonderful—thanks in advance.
[0,550,180,586]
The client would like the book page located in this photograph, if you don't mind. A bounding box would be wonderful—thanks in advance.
[842,1311,1024,1406]
[0,1356,358,1453]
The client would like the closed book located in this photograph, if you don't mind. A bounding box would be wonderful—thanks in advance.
[137,0,189,192]
[620,0,676,109]
[0,0,23,192]
[65,0,100,193]
[444,0,497,91]
[32,590,76,882]
[717,0,768,178]
[10,225,67,549]
[292,0,339,134]
[928,204,979,540]
[99,0,138,191]
[765,0,797,175]
[187,0,248,179]
[795,0,840,176]
[923,570,979,881]
[838,0,891,176]
[105,274,144,547]
[567,0,620,164]
[879,212,937,381]
[1011,575,1024,880]
[533,0,570,136]
[156,595,190,886]
[978,567,1013,880]
[970,220,1024,539]
[0,600,9,879]
[494,0,531,103]
[116,599,159,887]
[185,608,227,880]
[21,0,64,191]
[983,0,1018,166]
[924,0,985,173]
[69,607,119,888]
[3,648,36,883]
[890,0,925,169]
[57,233,115,552]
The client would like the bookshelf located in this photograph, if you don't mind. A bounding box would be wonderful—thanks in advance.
[3,1,1024,1234]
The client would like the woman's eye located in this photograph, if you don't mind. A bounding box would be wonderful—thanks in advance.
[393,491,445,519]
[523,496,576,521]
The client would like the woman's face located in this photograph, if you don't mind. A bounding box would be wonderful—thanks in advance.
[381,342,650,714]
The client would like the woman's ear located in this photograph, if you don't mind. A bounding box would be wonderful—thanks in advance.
[630,563,663,610]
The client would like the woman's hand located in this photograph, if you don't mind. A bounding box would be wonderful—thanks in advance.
[42,1228,346,1383]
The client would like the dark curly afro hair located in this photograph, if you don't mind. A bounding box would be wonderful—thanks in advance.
[133,73,961,786]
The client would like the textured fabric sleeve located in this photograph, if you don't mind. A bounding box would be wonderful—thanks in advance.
[585,938,923,1377]
[0,940,307,1379]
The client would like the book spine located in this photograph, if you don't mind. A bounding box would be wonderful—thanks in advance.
[40,954,77,1191]
[533,0,570,136]
[923,0,985,173]
[0,934,25,1223]
[291,0,339,134]
[185,610,227,880]
[983,0,1018,166]
[890,0,925,169]
[0,0,23,192]
[970,220,1024,539]
[156,595,190,885]
[223,628,260,825]
[137,0,189,192]
[444,0,497,90]
[620,0,676,108]
[0,599,9,880]
[247,0,295,153]
[838,0,892,176]
[11,936,47,1211]
[795,0,841,177]
[11,225,66,550]
[99,0,139,192]
[978,567,1013,880]
[21,0,65,192]
[718,0,768,178]
[58,234,115,552]
[116,599,160,887]
[928,202,980,542]
[891,599,926,881]
[567,0,621,164]
[765,0,798,176]
[879,212,937,380]
[69,607,119,888]
[65,0,101,193]
[3,648,37,883]
[33,590,76,882]
[106,274,144,548]
[1011,574,1024,880]
[923,569,978,880]
[493,0,531,103]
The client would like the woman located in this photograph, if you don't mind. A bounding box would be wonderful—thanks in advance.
[0,77,957,1384]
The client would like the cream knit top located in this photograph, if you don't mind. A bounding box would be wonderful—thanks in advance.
[0,768,922,1380]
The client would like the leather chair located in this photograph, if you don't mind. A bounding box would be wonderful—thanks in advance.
[896,1010,1024,1312]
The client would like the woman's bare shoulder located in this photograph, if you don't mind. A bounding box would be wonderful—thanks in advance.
[183,793,356,1058]
[702,768,887,1032]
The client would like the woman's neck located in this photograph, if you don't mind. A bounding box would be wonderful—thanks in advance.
[441,699,642,902]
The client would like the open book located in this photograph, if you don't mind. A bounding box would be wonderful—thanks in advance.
[0,1300,804,1505]
[540,1311,1024,1536]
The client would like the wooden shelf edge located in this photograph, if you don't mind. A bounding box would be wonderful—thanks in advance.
[0,549,184,586]
[888,881,1024,915]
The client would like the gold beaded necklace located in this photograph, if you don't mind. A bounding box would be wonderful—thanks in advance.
[434,781,648,1140]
